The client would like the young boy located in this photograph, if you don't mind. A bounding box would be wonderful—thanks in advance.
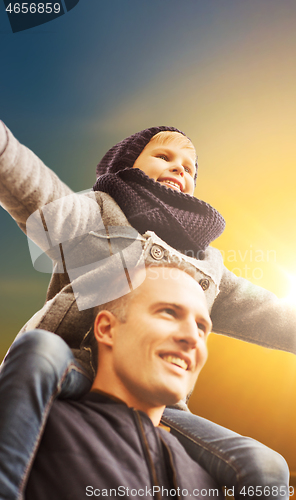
[0,122,292,499]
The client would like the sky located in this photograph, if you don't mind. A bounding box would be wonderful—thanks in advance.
[1,0,296,477]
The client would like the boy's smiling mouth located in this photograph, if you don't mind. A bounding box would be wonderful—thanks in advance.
[157,177,183,192]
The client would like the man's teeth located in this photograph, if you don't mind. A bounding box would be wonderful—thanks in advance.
[162,180,181,190]
[162,355,188,370]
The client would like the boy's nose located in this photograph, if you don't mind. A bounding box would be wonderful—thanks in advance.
[170,164,185,176]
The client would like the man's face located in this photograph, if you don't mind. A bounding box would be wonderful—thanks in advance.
[133,133,196,196]
[106,267,211,410]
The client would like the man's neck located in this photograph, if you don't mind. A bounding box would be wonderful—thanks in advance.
[91,381,165,426]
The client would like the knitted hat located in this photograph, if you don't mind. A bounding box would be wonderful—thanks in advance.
[95,126,198,185]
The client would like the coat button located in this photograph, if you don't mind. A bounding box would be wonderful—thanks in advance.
[150,244,164,260]
[199,278,210,291]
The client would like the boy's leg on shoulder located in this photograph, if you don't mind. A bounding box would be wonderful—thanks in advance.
[0,329,91,499]
[162,408,289,500]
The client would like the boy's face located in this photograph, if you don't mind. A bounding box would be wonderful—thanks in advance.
[133,133,196,195]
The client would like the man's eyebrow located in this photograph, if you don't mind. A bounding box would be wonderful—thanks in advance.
[152,301,212,330]
[151,301,183,311]
[204,317,213,333]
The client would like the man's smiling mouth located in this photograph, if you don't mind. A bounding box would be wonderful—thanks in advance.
[160,354,188,370]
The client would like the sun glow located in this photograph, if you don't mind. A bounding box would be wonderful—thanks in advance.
[283,273,296,305]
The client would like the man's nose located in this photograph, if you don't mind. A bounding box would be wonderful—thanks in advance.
[173,321,200,349]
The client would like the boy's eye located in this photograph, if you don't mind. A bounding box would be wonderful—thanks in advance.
[184,166,194,176]
[157,154,169,161]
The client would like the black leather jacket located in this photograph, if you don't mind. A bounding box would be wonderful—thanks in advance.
[25,391,222,500]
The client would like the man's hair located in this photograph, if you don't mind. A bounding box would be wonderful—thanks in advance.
[93,261,201,324]
[93,288,133,323]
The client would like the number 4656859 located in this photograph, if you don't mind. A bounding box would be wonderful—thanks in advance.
[5,3,61,14]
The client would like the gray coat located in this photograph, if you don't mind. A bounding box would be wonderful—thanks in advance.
[1,121,296,379]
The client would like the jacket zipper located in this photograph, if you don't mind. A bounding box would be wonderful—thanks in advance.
[133,409,162,500]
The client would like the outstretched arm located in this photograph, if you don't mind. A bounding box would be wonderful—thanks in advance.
[0,121,105,262]
[211,265,296,355]
[0,121,73,234]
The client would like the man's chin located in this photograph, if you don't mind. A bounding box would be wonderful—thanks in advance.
[156,389,188,408]
[164,399,189,411]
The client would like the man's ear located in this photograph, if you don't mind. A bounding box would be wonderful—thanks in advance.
[94,310,117,347]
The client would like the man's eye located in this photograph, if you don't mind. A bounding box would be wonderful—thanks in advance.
[162,308,176,316]
[197,323,207,335]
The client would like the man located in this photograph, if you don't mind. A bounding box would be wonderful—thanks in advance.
[25,265,223,499]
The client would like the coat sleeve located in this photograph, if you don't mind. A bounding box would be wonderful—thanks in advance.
[0,121,74,234]
[0,121,104,257]
[210,265,296,354]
